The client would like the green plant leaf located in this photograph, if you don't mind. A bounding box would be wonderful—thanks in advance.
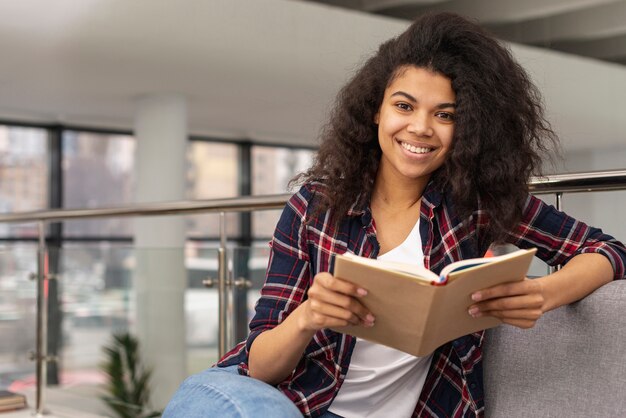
[100,332,159,418]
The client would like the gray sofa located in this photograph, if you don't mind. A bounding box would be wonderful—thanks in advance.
[483,280,626,417]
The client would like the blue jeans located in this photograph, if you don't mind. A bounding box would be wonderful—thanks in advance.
[163,365,343,418]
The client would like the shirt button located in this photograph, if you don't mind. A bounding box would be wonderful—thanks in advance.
[470,383,477,389]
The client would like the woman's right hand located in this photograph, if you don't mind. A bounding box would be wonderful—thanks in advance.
[298,272,375,332]
[249,272,375,384]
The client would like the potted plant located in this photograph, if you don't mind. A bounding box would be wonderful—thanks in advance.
[100,332,161,418]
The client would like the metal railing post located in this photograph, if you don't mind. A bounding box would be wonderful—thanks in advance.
[550,192,564,274]
[217,212,229,358]
[35,221,48,416]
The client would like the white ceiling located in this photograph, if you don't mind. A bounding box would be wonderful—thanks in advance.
[0,0,403,146]
[311,0,626,65]
[0,0,625,152]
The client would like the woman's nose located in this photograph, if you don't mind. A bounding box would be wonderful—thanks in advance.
[406,114,433,137]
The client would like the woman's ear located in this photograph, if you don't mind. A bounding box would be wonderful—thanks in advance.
[374,112,379,125]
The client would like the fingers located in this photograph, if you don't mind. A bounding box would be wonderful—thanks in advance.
[471,278,542,303]
[308,299,365,328]
[469,302,543,329]
[469,279,545,329]
[304,273,375,331]
[470,293,544,313]
[314,272,368,298]
[497,318,541,329]
[473,306,543,321]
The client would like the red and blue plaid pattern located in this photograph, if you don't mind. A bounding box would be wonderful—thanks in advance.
[218,181,626,418]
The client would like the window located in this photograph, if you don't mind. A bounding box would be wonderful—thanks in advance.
[0,126,48,238]
[186,141,240,238]
[251,145,314,238]
[62,130,136,237]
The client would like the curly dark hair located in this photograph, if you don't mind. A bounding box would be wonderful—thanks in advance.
[292,12,558,244]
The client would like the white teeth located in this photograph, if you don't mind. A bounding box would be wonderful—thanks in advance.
[400,142,432,154]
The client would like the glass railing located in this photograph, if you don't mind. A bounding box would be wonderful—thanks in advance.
[0,243,272,416]
[0,169,624,416]
[0,244,38,392]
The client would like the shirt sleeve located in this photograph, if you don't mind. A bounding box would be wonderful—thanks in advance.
[508,194,626,280]
[217,185,313,373]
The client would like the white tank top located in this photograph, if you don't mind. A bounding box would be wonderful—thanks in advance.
[328,218,433,418]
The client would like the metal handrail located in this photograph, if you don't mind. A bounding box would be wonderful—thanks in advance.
[0,193,292,223]
[0,170,625,225]
[0,170,624,224]
[1,169,625,416]
[530,170,626,194]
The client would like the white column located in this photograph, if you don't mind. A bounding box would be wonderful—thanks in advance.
[133,94,187,408]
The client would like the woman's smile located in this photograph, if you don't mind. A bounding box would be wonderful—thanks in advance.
[398,140,436,156]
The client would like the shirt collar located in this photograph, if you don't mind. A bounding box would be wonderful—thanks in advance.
[421,179,444,209]
[346,195,367,217]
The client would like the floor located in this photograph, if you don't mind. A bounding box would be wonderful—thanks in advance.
[0,384,108,418]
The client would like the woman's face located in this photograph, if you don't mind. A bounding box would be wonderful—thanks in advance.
[375,65,456,188]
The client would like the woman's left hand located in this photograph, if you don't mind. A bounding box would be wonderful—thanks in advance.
[468,278,546,329]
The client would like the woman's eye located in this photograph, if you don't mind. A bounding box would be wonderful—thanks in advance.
[437,112,455,121]
[395,103,412,111]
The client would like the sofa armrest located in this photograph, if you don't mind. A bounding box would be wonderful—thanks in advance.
[483,280,626,417]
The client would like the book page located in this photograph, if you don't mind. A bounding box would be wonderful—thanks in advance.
[440,249,532,282]
[340,252,438,283]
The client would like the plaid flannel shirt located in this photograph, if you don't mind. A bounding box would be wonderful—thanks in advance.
[218,181,626,418]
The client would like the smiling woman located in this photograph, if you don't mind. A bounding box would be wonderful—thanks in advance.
[164,12,626,418]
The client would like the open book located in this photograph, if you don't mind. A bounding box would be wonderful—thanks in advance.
[331,248,537,356]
